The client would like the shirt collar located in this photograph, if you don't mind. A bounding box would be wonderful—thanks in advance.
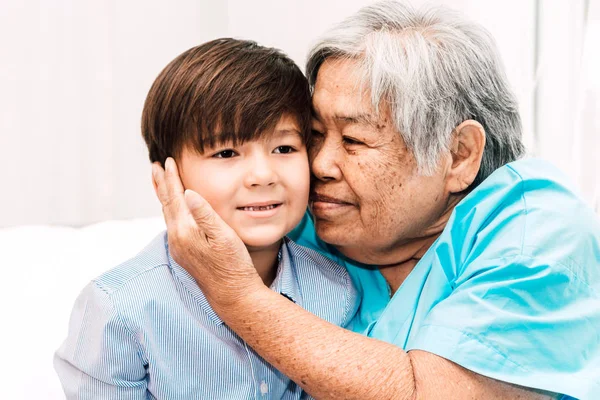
[166,236,302,326]
[270,237,302,307]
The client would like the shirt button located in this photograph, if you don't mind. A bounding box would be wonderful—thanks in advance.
[260,381,269,395]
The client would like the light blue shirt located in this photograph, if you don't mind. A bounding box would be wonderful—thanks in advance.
[55,234,357,399]
[290,158,600,400]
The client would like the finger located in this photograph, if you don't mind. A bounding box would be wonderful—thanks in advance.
[153,159,185,224]
[164,157,186,200]
[152,162,168,204]
[152,162,177,230]
[184,189,229,237]
[184,189,215,225]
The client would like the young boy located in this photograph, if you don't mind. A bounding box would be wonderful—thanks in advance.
[54,39,357,399]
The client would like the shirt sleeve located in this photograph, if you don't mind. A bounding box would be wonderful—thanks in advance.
[407,253,600,399]
[54,282,148,399]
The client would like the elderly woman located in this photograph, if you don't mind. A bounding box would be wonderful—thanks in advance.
[153,2,600,399]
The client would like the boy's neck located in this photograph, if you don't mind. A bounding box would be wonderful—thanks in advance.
[248,239,282,287]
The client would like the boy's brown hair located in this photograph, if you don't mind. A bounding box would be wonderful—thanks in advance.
[141,38,312,164]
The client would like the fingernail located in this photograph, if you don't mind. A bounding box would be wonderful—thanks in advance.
[165,157,173,172]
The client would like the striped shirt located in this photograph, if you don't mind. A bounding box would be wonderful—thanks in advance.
[54,233,357,399]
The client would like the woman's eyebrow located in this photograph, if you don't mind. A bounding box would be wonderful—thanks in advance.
[334,113,379,127]
[311,109,379,127]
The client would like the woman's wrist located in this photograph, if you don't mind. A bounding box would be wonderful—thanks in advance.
[206,275,271,322]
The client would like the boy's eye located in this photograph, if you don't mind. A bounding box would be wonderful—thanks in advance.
[273,145,295,154]
[212,149,238,158]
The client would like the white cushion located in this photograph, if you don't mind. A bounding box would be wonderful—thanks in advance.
[0,217,165,399]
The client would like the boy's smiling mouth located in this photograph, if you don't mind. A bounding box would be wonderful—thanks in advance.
[237,202,283,213]
[239,204,279,211]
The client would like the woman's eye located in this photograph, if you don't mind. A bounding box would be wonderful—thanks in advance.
[212,149,237,158]
[273,145,295,154]
[311,129,324,139]
[343,136,363,145]
[309,130,325,146]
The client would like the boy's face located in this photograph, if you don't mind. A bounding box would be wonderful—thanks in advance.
[179,114,309,250]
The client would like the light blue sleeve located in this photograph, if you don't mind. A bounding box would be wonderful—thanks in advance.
[54,282,148,399]
[407,253,600,400]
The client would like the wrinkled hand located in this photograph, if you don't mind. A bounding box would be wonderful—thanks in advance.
[152,158,263,307]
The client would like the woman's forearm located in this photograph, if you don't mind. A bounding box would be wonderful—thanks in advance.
[212,285,416,400]
[210,286,556,400]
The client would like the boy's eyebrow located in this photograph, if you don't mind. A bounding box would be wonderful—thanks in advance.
[273,128,302,136]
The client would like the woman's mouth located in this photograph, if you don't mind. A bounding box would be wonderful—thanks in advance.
[309,193,354,217]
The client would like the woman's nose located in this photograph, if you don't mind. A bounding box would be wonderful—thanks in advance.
[310,136,342,182]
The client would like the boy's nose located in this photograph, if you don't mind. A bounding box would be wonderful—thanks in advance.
[245,155,277,187]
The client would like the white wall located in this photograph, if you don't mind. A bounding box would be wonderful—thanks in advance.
[536,0,600,209]
[1,0,596,228]
[1,0,228,228]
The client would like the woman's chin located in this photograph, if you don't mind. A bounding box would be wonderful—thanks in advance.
[314,221,357,248]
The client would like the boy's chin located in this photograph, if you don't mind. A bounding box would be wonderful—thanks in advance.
[237,227,288,250]
[242,236,284,250]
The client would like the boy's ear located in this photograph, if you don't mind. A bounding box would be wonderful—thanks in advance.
[151,163,160,198]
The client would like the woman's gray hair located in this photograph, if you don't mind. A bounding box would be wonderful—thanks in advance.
[306,0,524,185]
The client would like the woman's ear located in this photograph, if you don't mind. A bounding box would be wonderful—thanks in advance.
[446,119,486,194]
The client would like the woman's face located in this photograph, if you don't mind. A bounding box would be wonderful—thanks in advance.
[309,58,451,265]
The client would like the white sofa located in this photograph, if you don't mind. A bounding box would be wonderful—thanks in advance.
[0,217,166,399]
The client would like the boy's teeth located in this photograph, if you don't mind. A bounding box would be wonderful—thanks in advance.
[243,205,276,211]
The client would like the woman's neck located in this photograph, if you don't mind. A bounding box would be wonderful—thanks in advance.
[247,240,282,287]
[382,194,465,294]
[377,235,440,295]
[352,194,465,295]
